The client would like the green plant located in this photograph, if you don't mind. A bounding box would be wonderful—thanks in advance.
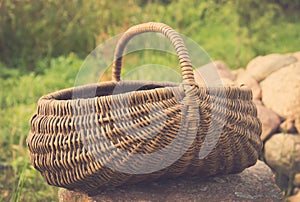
[0,0,140,71]
[1,0,300,71]
[0,54,82,201]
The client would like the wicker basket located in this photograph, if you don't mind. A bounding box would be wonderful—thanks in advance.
[27,22,262,196]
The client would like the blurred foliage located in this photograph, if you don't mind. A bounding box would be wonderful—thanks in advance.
[0,0,299,201]
[0,0,140,72]
[0,0,299,71]
[0,54,82,201]
[134,0,299,68]
[236,0,292,55]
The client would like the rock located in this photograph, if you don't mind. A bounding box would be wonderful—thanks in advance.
[58,161,283,202]
[213,61,235,81]
[295,116,300,134]
[293,51,300,61]
[293,187,300,196]
[246,53,297,82]
[261,61,300,119]
[231,68,245,79]
[194,61,235,86]
[279,119,297,133]
[254,100,280,141]
[59,189,89,202]
[294,173,300,187]
[286,191,300,202]
[274,172,290,193]
[236,72,262,100]
[264,133,300,176]
[194,69,206,86]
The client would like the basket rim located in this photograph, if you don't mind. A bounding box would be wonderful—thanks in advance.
[39,80,252,102]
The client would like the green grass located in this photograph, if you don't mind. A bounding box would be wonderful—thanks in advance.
[0,54,81,201]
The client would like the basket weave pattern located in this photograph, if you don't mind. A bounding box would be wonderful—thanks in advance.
[27,22,262,196]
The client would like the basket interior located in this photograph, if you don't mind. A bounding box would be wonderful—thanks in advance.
[48,81,178,101]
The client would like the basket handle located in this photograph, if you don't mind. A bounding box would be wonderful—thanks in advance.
[112,22,196,85]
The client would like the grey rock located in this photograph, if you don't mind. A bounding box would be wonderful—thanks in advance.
[58,161,283,202]
[279,118,297,133]
[194,61,235,87]
[254,100,280,141]
[295,116,300,134]
[294,173,300,187]
[246,53,297,82]
[231,68,245,79]
[265,133,300,176]
[286,191,300,202]
[236,72,262,100]
[261,61,300,119]
[213,61,235,81]
[293,51,300,61]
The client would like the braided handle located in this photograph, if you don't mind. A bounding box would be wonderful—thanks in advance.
[112,22,196,85]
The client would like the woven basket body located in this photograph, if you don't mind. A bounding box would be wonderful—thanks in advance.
[27,22,262,196]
